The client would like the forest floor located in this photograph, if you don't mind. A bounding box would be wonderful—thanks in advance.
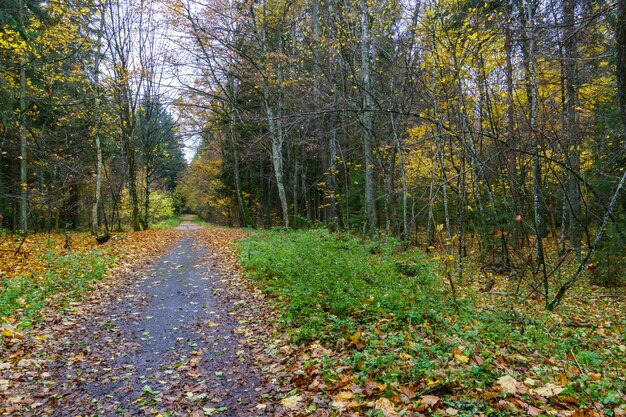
[0,219,286,416]
[1,222,625,417]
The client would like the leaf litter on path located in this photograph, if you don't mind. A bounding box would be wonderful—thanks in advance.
[0,226,283,416]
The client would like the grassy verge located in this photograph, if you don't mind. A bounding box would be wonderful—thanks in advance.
[0,228,181,333]
[239,229,626,415]
[240,229,437,343]
[152,216,183,229]
[1,247,111,327]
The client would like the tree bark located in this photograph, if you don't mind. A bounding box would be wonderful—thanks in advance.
[19,3,28,234]
[361,0,377,236]
[617,0,626,129]
[563,0,582,259]
[92,7,105,235]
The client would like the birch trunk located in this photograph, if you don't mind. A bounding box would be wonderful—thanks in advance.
[361,0,377,236]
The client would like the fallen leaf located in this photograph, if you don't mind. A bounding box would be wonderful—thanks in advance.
[524,378,538,386]
[419,395,440,407]
[375,397,399,417]
[280,395,302,409]
[335,391,353,402]
[531,383,564,398]
[455,353,469,364]
[497,375,519,394]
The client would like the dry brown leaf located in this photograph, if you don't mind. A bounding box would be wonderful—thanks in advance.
[531,383,564,398]
[419,395,440,407]
[497,375,519,394]
[375,397,399,417]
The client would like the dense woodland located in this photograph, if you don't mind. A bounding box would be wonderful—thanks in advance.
[173,0,626,304]
[2,1,626,415]
[1,0,626,303]
[0,0,186,235]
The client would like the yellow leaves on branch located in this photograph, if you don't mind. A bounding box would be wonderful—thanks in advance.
[0,28,31,55]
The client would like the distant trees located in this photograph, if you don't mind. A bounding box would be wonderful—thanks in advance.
[0,0,186,234]
[170,0,625,295]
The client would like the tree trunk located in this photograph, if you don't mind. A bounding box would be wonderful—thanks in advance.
[127,142,141,231]
[523,0,547,279]
[91,6,105,235]
[617,0,626,129]
[258,0,289,227]
[19,3,28,234]
[361,0,377,236]
[92,134,103,234]
[563,0,582,259]
[143,176,150,230]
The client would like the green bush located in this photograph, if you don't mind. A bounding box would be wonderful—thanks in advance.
[0,248,111,322]
[239,229,439,343]
[149,190,176,221]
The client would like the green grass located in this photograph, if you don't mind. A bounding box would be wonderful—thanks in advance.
[190,215,210,226]
[239,229,439,343]
[0,247,112,327]
[238,229,626,413]
[152,216,183,229]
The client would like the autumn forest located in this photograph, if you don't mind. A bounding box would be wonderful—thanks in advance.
[1,0,625,415]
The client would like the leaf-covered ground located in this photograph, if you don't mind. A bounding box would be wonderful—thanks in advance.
[1,225,625,416]
[237,229,626,417]
[0,222,283,416]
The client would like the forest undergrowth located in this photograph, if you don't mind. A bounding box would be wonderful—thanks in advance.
[239,229,626,417]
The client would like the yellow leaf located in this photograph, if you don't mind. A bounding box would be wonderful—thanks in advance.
[374,397,399,417]
[280,395,302,409]
[454,353,469,364]
[335,391,353,402]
